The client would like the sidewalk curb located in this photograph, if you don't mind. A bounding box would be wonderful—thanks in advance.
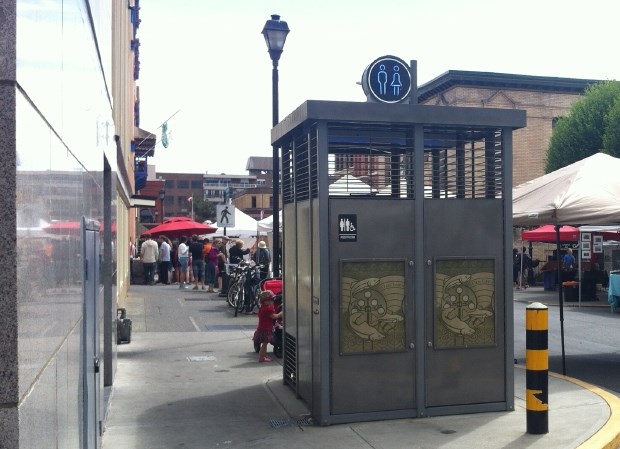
[554,372,620,449]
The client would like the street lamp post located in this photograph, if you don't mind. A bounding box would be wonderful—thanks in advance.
[262,14,289,278]
[159,189,165,221]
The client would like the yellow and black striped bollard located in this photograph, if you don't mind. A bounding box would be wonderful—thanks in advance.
[526,302,549,434]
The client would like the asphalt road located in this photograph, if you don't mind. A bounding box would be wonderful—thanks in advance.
[513,301,620,394]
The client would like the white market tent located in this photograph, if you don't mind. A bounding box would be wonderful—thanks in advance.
[513,152,620,374]
[257,210,282,233]
[328,174,372,195]
[513,153,620,226]
[207,208,263,238]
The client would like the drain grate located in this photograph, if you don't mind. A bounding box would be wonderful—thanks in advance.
[269,416,313,428]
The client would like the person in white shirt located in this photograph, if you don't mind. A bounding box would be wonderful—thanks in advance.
[157,236,171,284]
[140,233,159,285]
[177,235,190,289]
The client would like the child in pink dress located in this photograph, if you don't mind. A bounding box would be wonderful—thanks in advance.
[253,290,282,362]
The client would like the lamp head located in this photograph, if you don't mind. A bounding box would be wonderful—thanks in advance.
[261,14,290,62]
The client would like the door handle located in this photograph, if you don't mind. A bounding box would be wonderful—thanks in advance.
[427,341,433,348]
[94,356,100,373]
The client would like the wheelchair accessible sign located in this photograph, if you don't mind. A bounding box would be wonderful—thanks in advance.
[338,214,357,242]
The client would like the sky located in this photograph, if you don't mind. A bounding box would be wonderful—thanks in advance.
[137,0,620,175]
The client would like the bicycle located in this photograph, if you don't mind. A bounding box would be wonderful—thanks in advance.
[231,263,263,317]
[226,261,256,309]
[226,263,244,309]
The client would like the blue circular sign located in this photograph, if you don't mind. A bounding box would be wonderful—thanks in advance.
[364,56,411,104]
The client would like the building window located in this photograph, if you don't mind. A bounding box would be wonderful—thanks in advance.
[269,196,273,208]
[165,179,175,188]
[191,180,202,189]
[177,180,189,189]
[251,196,257,208]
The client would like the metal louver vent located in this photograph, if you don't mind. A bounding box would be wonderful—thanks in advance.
[283,332,297,388]
[327,124,415,198]
[423,127,503,199]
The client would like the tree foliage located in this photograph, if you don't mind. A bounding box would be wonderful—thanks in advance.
[191,197,216,224]
[545,80,620,173]
[602,96,620,155]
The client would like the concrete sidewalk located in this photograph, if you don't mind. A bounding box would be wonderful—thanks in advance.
[101,284,620,449]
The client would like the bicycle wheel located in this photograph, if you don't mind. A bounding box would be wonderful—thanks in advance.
[227,281,240,308]
[250,285,261,312]
[234,284,246,317]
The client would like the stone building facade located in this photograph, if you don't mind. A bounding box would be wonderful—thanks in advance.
[0,2,140,448]
[418,71,599,186]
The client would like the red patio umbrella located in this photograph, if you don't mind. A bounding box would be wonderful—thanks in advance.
[521,225,579,243]
[142,217,216,239]
[521,224,620,243]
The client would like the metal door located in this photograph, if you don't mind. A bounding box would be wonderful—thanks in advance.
[423,200,505,408]
[330,199,416,415]
[82,218,101,449]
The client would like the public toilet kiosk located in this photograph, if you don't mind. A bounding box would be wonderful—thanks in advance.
[273,57,526,425]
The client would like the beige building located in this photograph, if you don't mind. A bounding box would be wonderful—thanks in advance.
[232,187,273,220]
[417,71,599,186]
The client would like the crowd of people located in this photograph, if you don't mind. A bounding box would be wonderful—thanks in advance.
[134,232,278,363]
[134,233,272,295]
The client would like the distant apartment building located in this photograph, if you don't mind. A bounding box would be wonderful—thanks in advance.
[234,156,274,219]
[246,156,273,179]
[157,172,205,219]
[149,157,275,221]
[203,173,259,203]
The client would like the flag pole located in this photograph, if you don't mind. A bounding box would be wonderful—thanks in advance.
[191,194,194,221]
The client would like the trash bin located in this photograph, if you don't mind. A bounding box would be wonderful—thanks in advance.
[117,308,132,344]
[563,281,579,302]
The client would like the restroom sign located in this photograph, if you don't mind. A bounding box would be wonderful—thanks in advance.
[339,214,357,242]
[363,55,412,104]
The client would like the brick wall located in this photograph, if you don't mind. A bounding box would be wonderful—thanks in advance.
[422,87,583,186]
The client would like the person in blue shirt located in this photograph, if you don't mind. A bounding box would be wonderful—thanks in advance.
[562,248,576,281]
